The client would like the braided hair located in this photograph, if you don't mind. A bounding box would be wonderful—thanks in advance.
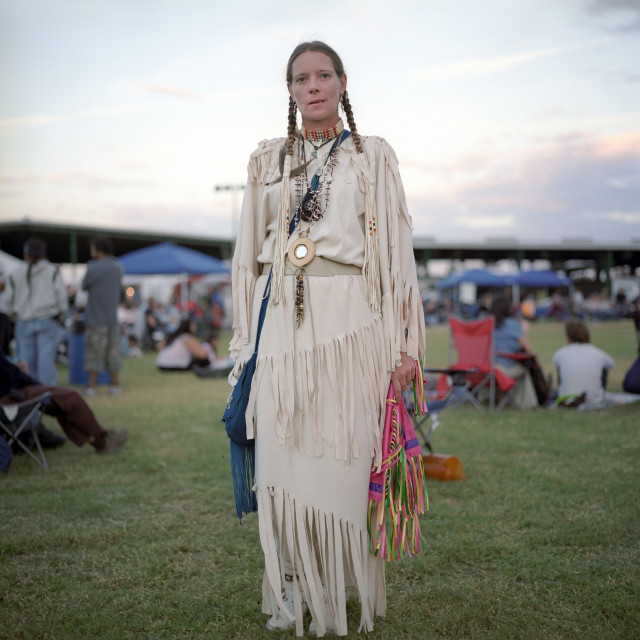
[23,237,46,289]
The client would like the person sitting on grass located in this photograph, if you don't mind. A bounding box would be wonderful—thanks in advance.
[191,331,233,378]
[552,318,640,409]
[0,351,128,454]
[155,319,212,371]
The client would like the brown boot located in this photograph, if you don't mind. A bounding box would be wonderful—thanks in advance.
[96,429,129,454]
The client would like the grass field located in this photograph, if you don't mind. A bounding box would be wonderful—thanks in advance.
[1,320,639,639]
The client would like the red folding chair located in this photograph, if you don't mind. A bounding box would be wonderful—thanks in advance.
[429,316,516,412]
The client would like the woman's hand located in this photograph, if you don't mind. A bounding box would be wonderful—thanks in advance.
[391,352,415,401]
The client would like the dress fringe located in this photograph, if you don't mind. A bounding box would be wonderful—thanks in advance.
[247,316,388,468]
[258,485,386,637]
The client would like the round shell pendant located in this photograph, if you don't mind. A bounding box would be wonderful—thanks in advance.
[288,235,316,268]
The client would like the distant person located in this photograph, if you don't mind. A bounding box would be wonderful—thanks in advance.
[623,352,640,395]
[155,319,213,371]
[548,291,564,321]
[191,330,234,378]
[209,285,225,330]
[552,319,640,409]
[632,298,640,350]
[0,261,12,355]
[614,289,627,317]
[5,237,67,385]
[81,237,124,397]
[127,335,143,359]
[491,295,539,409]
[0,352,128,454]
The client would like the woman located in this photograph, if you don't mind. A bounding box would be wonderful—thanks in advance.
[490,295,538,409]
[229,41,425,636]
[5,237,67,385]
[155,319,211,371]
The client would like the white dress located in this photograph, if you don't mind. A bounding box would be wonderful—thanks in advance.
[229,130,426,636]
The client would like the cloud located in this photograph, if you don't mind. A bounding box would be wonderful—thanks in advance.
[587,0,640,32]
[454,214,515,229]
[0,104,166,136]
[48,172,153,190]
[140,84,207,102]
[414,40,604,82]
[0,171,153,192]
[410,129,640,242]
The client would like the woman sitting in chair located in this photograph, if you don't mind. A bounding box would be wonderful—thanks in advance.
[490,295,539,409]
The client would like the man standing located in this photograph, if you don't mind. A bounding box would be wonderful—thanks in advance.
[81,237,123,397]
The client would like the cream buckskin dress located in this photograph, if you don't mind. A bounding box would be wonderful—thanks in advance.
[229,130,426,636]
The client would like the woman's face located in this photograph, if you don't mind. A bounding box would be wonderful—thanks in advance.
[288,50,347,131]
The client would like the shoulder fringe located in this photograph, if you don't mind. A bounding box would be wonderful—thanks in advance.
[271,154,292,306]
[258,486,386,636]
[353,151,382,312]
[248,138,283,183]
[246,315,388,468]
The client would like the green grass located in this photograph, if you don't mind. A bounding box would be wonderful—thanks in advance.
[1,320,639,639]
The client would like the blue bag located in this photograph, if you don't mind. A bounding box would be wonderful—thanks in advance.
[222,272,271,521]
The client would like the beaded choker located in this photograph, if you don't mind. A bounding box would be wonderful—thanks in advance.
[301,119,344,145]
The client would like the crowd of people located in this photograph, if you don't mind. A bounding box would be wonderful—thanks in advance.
[0,235,232,468]
[0,236,129,466]
[484,294,640,411]
[424,287,640,326]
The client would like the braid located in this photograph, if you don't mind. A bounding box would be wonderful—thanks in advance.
[341,90,362,154]
[285,96,297,156]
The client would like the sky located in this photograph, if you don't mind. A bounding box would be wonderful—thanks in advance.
[1,0,639,246]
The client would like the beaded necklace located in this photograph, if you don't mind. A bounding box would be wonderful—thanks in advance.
[301,119,344,151]
[295,136,341,223]
[288,126,350,328]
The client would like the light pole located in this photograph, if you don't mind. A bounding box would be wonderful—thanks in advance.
[214,184,245,258]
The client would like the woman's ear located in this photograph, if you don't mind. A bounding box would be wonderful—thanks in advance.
[340,73,347,95]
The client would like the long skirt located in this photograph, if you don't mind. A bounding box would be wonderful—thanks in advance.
[249,269,389,636]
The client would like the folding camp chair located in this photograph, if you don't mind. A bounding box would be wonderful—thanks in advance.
[431,316,517,412]
[0,392,52,469]
[411,396,450,453]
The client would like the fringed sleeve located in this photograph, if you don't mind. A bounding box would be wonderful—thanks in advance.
[363,136,426,371]
[229,138,283,379]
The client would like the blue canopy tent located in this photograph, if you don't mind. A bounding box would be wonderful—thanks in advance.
[510,269,572,288]
[436,269,511,316]
[117,242,230,314]
[118,242,229,275]
[507,269,573,308]
[436,268,510,290]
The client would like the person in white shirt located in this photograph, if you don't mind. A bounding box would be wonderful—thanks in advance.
[5,238,67,385]
[553,319,640,409]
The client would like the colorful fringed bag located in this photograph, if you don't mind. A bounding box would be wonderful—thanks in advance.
[368,359,429,560]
